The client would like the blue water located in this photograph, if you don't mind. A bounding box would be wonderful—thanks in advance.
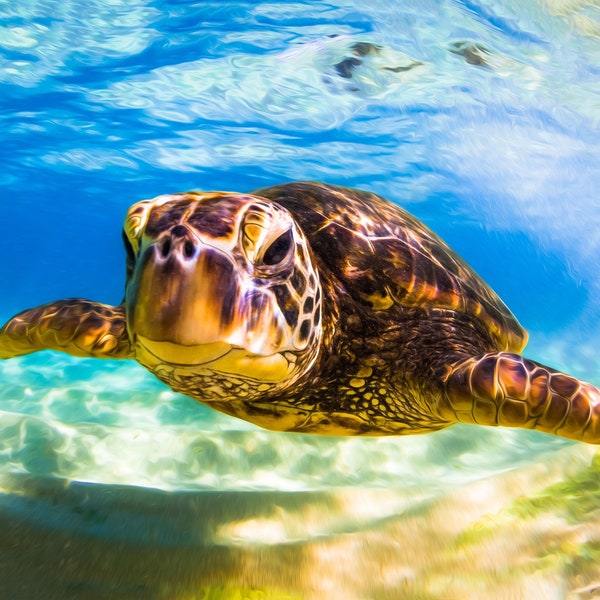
[2,0,598,336]
[1,1,599,597]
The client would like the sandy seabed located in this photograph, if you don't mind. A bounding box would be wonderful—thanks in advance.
[1,355,600,599]
[1,444,600,598]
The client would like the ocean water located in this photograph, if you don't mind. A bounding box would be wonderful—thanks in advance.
[0,0,599,598]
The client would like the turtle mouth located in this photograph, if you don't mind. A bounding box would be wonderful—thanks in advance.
[137,336,232,366]
[136,335,293,383]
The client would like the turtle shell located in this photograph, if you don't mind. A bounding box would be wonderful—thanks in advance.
[254,181,526,354]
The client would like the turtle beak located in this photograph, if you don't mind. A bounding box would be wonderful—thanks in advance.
[126,226,286,364]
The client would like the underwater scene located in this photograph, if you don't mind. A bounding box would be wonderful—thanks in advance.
[1,0,599,598]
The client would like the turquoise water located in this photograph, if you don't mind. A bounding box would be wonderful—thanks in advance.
[1,1,600,598]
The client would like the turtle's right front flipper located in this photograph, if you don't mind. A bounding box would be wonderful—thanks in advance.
[0,299,133,359]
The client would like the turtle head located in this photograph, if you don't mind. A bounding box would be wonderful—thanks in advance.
[122,191,322,405]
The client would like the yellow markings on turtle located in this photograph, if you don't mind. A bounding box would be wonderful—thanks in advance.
[349,378,365,388]
[355,365,373,378]
[244,223,263,241]
[209,349,293,383]
[242,222,265,255]
[363,356,383,368]
[284,352,297,364]
[360,290,394,310]
[138,337,231,365]
[124,200,154,253]
[93,334,119,353]
[137,337,294,386]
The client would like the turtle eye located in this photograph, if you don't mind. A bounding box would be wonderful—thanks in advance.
[122,231,136,262]
[262,230,294,266]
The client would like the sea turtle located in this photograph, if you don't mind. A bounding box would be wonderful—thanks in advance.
[1,181,599,442]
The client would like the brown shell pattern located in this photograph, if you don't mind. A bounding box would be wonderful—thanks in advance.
[254,181,526,353]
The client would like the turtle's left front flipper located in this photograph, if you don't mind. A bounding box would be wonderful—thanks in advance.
[0,299,133,359]
[439,352,600,444]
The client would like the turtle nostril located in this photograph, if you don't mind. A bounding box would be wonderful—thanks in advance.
[183,239,195,258]
[160,238,172,258]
